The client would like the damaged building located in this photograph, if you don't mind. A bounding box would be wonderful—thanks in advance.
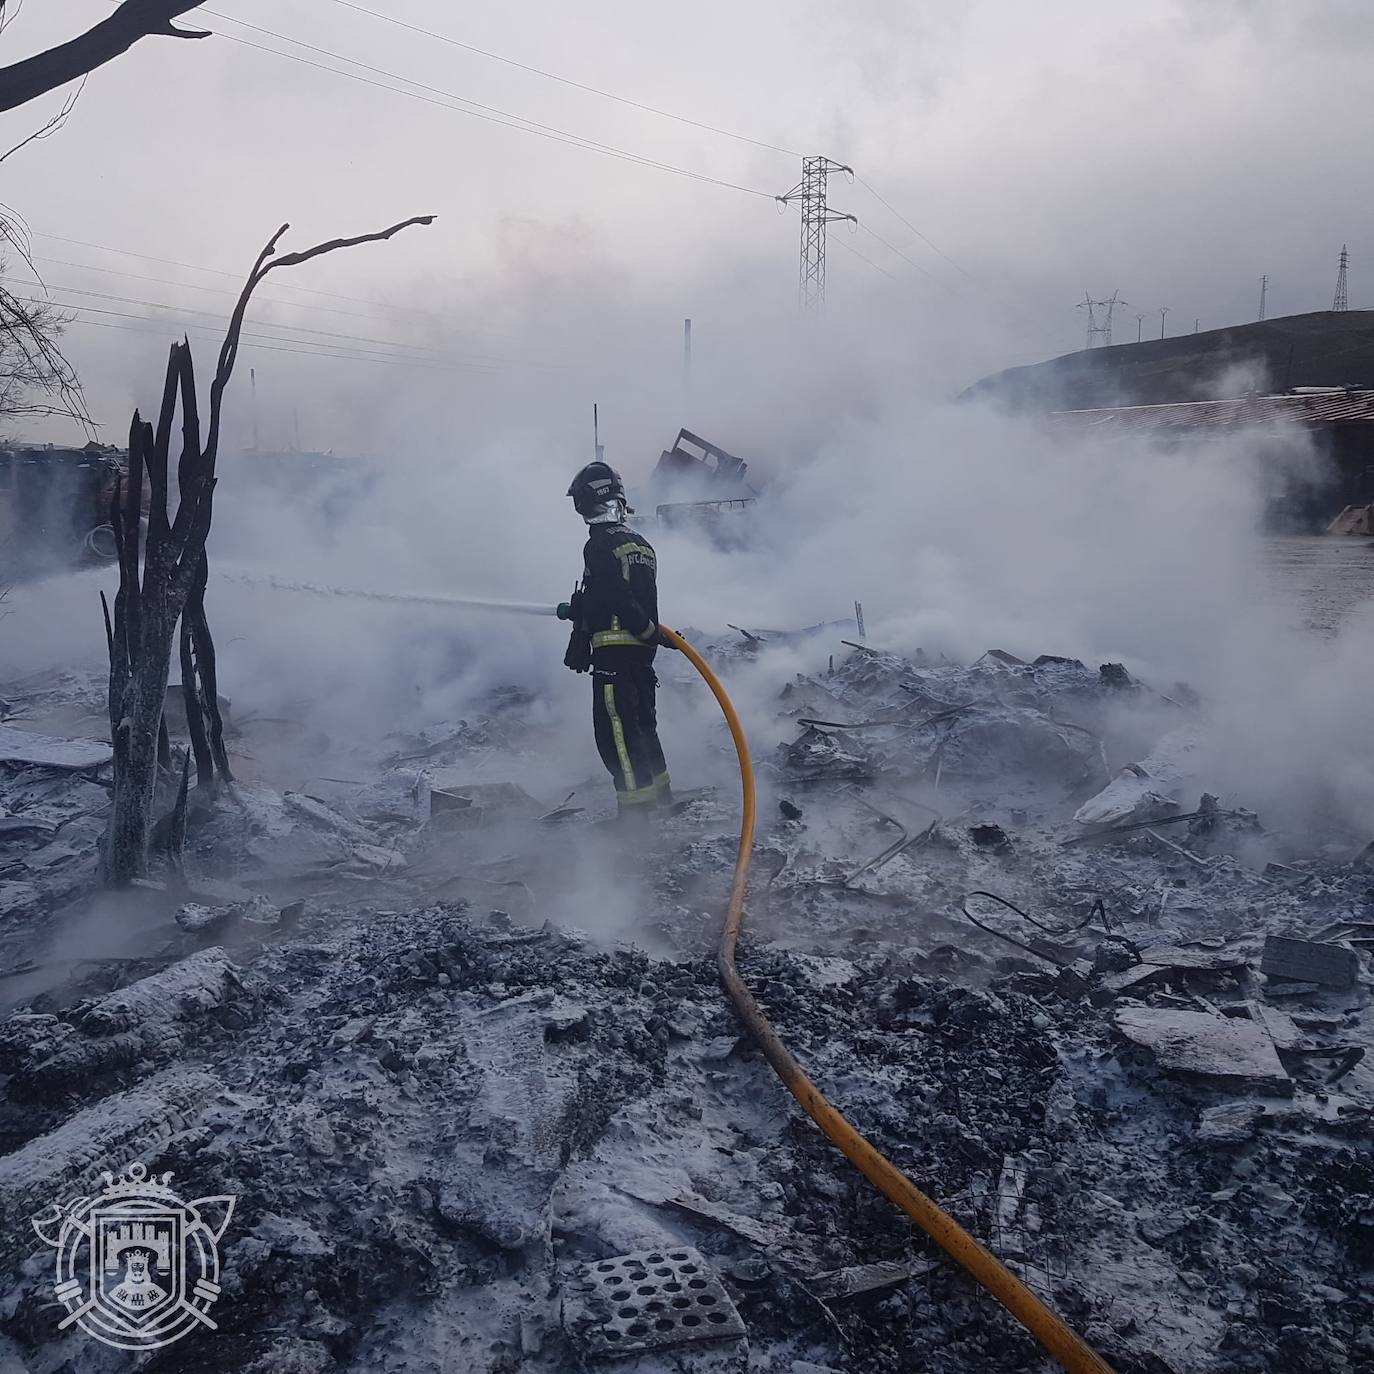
[1046,388,1374,532]
[0,444,127,575]
[968,311,1374,532]
[0,445,379,581]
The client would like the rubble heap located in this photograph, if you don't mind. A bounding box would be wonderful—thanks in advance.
[0,639,1370,1373]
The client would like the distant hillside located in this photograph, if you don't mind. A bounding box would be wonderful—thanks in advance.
[965,310,1374,410]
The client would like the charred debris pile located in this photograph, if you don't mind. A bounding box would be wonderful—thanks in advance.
[0,635,1371,1374]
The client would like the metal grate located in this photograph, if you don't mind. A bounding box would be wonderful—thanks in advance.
[564,1246,746,1359]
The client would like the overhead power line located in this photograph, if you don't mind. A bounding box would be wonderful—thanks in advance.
[61,313,389,366]
[65,317,467,372]
[33,230,397,309]
[20,12,962,323]
[32,258,550,365]
[831,237,901,284]
[41,283,443,356]
[302,2,966,288]
[25,297,504,372]
[855,221,943,286]
[31,279,518,365]
[32,253,414,325]
[36,301,475,368]
[201,10,775,201]
[313,0,803,159]
[310,0,965,293]
[35,303,419,366]
[192,9,962,310]
[854,175,970,280]
[24,234,559,359]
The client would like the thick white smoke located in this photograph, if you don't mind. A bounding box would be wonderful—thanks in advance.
[3,298,1371,847]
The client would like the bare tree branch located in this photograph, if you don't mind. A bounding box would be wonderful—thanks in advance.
[0,0,208,114]
[203,215,435,474]
[0,76,86,165]
[0,202,36,271]
[0,1,27,43]
[0,267,93,434]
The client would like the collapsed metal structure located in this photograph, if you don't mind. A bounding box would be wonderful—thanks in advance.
[646,428,758,545]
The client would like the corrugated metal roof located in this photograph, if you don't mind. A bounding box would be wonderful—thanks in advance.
[1048,389,1374,434]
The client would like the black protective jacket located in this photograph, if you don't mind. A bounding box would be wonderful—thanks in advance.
[566,521,659,670]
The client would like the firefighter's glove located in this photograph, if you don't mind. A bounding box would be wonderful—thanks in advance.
[634,621,676,651]
[563,628,592,673]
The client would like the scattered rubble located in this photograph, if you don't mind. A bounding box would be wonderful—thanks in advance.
[0,637,1371,1374]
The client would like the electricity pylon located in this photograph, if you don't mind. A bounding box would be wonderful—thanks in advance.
[1078,291,1127,348]
[1333,245,1349,312]
[777,156,856,312]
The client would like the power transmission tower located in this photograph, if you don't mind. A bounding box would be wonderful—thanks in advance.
[776,156,855,312]
[1333,244,1349,311]
[1258,274,1268,321]
[1078,291,1127,348]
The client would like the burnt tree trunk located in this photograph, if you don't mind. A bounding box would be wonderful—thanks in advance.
[102,351,215,883]
[101,213,434,885]
[179,551,233,791]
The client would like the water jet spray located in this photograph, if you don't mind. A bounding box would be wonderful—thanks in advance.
[213,569,560,617]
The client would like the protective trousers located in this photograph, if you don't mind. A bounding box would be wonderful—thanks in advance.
[591,663,670,809]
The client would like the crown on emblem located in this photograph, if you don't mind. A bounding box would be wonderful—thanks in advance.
[99,1162,177,1201]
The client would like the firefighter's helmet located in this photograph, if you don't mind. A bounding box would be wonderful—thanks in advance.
[567,461,630,521]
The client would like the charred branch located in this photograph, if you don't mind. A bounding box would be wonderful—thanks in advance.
[0,75,85,165]
[0,1,208,115]
[203,215,436,476]
[0,273,91,432]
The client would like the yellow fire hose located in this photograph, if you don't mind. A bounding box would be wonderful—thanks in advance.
[660,625,1116,1374]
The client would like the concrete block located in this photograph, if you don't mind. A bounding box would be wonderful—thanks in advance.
[1261,935,1361,990]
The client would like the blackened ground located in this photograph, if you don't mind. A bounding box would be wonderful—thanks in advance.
[1,641,1371,1373]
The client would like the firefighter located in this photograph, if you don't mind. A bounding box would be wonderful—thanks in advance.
[558,461,673,815]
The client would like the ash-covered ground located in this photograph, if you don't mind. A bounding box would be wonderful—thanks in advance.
[0,633,1371,1374]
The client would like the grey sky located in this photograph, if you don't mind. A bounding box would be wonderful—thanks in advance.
[2,0,1371,452]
